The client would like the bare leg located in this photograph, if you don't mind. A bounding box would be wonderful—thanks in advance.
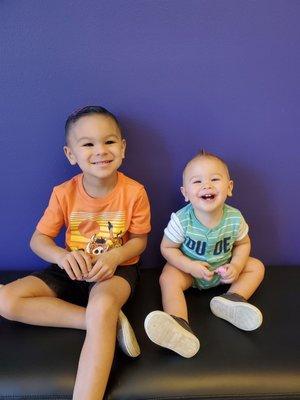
[73,276,131,400]
[0,276,86,329]
[229,257,265,300]
[160,263,193,321]
[144,263,199,358]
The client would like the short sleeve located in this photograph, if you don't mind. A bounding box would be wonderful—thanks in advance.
[164,212,185,244]
[128,187,151,234]
[36,189,65,238]
[236,215,249,241]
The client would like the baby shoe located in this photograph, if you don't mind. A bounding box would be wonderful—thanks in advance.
[117,310,141,357]
[210,292,263,331]
[144,310,200,358]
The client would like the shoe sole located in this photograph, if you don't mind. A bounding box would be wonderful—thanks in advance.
[210,296,263,331]
[144,311,200,358]
[117,310,141,357]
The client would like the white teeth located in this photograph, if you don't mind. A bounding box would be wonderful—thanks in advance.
[92,160,110,164]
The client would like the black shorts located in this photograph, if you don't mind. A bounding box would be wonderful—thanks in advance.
[31,263,139,306]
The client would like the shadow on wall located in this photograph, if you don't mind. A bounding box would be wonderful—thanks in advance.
[120,116,174,269]
[228,162,278,266]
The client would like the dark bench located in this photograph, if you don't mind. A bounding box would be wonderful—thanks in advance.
[0,266,299,399]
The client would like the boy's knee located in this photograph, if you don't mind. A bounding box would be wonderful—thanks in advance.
[159,265,188,291]
[250,258,265,280]
[0,287,20,321]
[86,295,119,327]
[159,269,173,289]
[256,259,265,279]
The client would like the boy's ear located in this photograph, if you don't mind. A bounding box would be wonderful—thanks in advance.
[121,138,126,159]
[63,145,77,165]
[180,186,189,202]
[227,180,234,197]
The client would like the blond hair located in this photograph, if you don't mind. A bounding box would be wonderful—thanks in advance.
[183,149,230,180]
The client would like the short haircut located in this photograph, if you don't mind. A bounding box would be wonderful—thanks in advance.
[65,105,121,143]
[183,149,230,179]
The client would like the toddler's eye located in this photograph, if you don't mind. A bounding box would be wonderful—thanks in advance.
[193,180,202,184]
[106,140,115,145]
[212,178,220,182]
[83,143,93,147]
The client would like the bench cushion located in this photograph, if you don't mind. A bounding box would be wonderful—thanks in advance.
[0,266,299,399]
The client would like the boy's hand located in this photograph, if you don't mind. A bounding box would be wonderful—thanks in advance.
[85,249,120,283]
[57,250,92,281]
[189,260,214,281]
[217,262,241,284]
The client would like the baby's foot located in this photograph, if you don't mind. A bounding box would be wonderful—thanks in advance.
[144,310,200,358]
[117,310,141,357]
[210,292,263,331]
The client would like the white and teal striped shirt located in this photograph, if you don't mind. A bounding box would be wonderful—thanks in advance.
[164,203,248,288]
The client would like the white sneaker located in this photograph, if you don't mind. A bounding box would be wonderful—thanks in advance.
[144,310,200,358]
[210,293,263,331]
[117,310,141,357]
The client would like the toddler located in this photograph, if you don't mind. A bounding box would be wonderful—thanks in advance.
[144,151,264,358]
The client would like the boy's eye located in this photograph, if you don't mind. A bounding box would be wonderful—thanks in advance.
[106,140,115,145]
[193,180,202,184]
[211,178,220,182]
[83,143,93,147]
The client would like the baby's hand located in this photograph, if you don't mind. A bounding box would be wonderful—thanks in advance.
[217,262,240,284]
[215,266,228,278]
[57,250,92,281]
[85,249,119,283]
[189,261,214,281]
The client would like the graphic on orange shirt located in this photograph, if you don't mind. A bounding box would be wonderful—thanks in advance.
[69,211,125,251]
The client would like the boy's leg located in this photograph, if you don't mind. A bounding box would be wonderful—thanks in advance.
[227,257,265,300]
[160,263,193,320]
[210,257,265,331]
[0,276,86,329]
[73,276,131,400]
[144,263,200,358]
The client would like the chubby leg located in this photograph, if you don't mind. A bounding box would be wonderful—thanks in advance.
[144,263,199,358]
[160,263,193,321]
[228,257,265,299]
[73,276,131,400]
[0,276,85,329]
[210,258,265,331]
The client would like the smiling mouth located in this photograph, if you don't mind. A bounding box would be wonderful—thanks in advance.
[201,194,216,200]
[91,160,112,165]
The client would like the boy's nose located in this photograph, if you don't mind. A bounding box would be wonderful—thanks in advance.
[201,181,212,189]
[95,144,107,155]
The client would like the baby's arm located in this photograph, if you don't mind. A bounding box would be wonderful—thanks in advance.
[85,233,148,282]
[161,235,213,281]
[219,234,251,284]
[30,229,92,280]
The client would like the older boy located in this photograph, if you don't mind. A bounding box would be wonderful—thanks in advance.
[0,106,151,399]
[145,151,264,358]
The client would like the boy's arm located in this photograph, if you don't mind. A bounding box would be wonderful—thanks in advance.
[161,235,213,280]
[85,233,148,282]
[30,229,92,280]
[230,234,251,273]
[219,234,251,283]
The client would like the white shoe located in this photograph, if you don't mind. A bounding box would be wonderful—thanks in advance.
[117,310,141,357]
[210,293,263,331]
[144,310,200,358]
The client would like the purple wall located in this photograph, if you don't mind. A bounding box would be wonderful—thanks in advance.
[1,0,299,269]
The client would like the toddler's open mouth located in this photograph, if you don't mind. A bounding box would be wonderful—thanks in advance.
[201,194,216,200]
